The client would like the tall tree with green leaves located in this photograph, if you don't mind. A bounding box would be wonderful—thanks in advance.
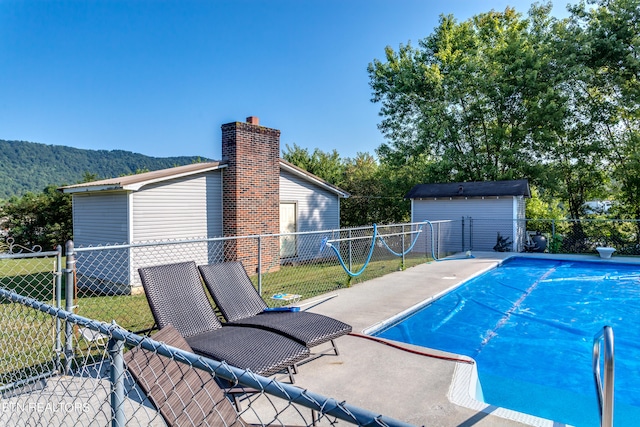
[1,185,72,250]
[568,0,640,220]
[282,143,345,185]
[368,5,566,186]
[369,4,572,186]
[340,153,403,227]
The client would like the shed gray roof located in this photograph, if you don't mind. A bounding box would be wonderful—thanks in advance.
[405,179,530,199]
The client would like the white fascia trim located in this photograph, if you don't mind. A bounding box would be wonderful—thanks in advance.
[125,164,227,191]
[279,162,349,198]
[63,164,227,193]
[63,185,124,194]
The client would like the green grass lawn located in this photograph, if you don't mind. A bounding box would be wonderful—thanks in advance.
[1,254,433,332]
[0,252,433,381]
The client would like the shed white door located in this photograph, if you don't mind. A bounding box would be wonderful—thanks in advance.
[280,202,297,258]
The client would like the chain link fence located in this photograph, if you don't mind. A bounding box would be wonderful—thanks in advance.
[71,221,457,332]
[521,218,640,255]
[3,218,636,336]
[0,246,64,398]
[1,218,638,425]
[465,218,640,255]
[0,282,411,426]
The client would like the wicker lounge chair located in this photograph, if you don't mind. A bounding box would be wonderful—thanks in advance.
[124,325,243,426]
[198,262,352,355]
[138,262,310,382]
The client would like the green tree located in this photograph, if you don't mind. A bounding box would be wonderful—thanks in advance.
[340,153,384,226]
[1,185,72,250]
[282,143,345,185]
[369,4,570,186]
[569,0,640,219]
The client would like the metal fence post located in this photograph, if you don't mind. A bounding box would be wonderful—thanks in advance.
[64,240,75,375]
[437,222,441,259]
[461,217,465,252]
[348,229,353,273]
[55,245,63,372]
[257,236,262,296]
[108,332,125,427]
[401,224,406,267]
[469,217,474,251]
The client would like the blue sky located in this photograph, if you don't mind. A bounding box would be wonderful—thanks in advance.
[0,1,573,161]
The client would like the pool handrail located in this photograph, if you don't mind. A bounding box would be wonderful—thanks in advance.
[592,325,614,427]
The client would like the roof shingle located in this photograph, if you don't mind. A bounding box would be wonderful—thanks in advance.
[405,179,530,199]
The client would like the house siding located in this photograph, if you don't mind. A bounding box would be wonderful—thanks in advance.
[411,197,519,252]
[72,192,130,292]
[280,170,340,262]
[72,192,129,246]
[128,171,223,288]
[280,171,339,232]
[132,172,222,242]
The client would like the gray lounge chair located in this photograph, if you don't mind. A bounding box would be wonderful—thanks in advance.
[124,325,243,426]
[198,262,352,355]
[138,262,310,381]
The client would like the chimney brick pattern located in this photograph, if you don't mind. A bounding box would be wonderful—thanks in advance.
[221,119,280,272]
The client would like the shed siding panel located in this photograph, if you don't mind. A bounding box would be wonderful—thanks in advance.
[72,192,129,246]
[411,197,518,252]
[132,171,222,242]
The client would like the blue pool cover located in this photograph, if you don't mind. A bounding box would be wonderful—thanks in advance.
[374,257,640,427]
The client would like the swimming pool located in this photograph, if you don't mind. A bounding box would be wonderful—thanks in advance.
[373,257,640,427]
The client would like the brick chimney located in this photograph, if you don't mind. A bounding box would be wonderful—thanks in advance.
[221,117,280,272]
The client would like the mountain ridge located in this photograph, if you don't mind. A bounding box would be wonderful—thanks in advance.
[0,139,210,199]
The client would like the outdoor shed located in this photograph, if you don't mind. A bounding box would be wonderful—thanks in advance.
[405,179,531,253]
[61,117,349,293]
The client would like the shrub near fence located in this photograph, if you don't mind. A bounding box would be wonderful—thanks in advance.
[521,219,640,255]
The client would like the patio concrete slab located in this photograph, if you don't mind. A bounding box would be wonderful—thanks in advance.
[294,252,574,427]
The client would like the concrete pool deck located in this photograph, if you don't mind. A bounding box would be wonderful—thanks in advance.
[294,251,623,427]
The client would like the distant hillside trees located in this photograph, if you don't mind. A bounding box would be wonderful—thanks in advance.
[0,142,208,248]
[0,139,207,200]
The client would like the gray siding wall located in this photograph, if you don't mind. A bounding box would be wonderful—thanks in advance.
[280,171,340,232]
[72,192,130,291]
[411,197,520,252]
[280,171,340,262]
[73,192,129,246]
[132,171,222,242]
[129,171,223,288]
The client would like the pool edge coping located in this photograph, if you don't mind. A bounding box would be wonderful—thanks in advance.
[364,253,579,427]
[448,363,569,427]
